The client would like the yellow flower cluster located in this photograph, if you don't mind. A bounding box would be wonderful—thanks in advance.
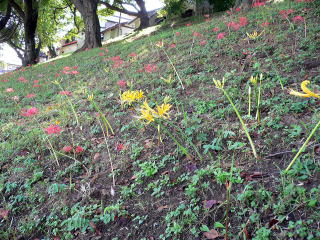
[289,80,319,98]
[120,90,144,105]
[246,30,264,40]
[137,101,172,124]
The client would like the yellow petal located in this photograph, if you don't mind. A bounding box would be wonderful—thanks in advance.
[289,89,310,98]
[301,80,319,98]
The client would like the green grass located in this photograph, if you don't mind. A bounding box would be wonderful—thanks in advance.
[0,1,320,239]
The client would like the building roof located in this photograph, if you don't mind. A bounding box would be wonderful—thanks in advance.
[62,41,78,47]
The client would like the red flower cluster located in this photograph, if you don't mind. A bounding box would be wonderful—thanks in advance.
[129,52,137,57]
[217,32,226,40]
[292,15,305,23]
[6,88,14,93]
[144,64,157,73]
[18,77,28,83]
[26,93,36,98]
[193,32,202,37]
[117,80,127,88]
[21,107,38,117]
[62,145,84,153]
[227,17,248,31]
[279,9,294,19]
[59,91,72,96]
[111,56,124,68]
[45,124,62,135]
[62,66,79,75]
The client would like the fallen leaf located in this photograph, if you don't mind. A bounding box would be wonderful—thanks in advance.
[93,152,100,162]
[203,229,219,239]
[89,221,101,236]
[144,139,154,149]
[204,200,222,209]
[157,205,168,211]
[0,208,9,220]
[110,186,115,197]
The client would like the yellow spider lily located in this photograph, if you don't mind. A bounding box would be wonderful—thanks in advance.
[289,80,319,98]
[161,74,174,84]
[156,40,164,48]
[156,103,172,119]
[250,75,258,85]
[87,94,94,101]
[120,90,144,105]
[246,30,264,40]
[137,101,156,124]
[213,77,225,89]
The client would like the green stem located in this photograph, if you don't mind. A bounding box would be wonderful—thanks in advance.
[162,49,185,90]
[157,122,189,156]
[221,89,258,159]
[91,100,114,135]
[285,119,320,172]
[56,83,80,126]
[248,86,251,117]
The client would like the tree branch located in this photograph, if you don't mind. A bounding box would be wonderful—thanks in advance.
[8,0,25,20]
[99,1,139,16]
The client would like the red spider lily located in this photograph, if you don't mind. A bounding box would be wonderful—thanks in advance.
[226,10,232,15]
[18,77,28,83]
[99,52,104,56]
[33,84,41,88]
[55,73,60,78]
[111,56,121,61]
[113,60,124,68]
[33,80,39,84]
[71,70,79,75]
[185,23,192,27]
[59,91,72,96]
[26,93,36,98]
[292,15,305,22]
[239,17,248,27]
[75,146,84,153]
[193,32,202,37]
[199,40,207,46]
[12,96,19,101]
[169,43,176,48]
[212,27,219,32]
[144,64,157,73]
[45,124,62,135]
[73,66,78,69]
[117,80,127,88]
[235,7,241,12]
[1,79,9,82]
[279,9,294,19]
[227,22,240,31]
[105,49,109,53]
[261,21,270,27]
[63,66,71,71]
[252,2,265,7]
[5,88,14,92]
[217,32,226,40]
[62,146,73,153]
[175,32,181,36]
[21,107,38,117]
[129,52,137,57]
[204,14,210,18]
[116,143,124,152]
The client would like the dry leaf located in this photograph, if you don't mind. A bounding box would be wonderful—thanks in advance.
[157,205,168,211]
[110,186,115,197]
[0,208,9,220]
[203,229,219,239]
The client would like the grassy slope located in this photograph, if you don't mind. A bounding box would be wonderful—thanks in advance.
[1,1,320,239]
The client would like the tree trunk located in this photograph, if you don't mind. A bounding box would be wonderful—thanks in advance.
[24,0,38,66]
[70,0,101,51]
[138,13,149,30]
[234,0,253,9]
[48,45,57,58]
[136,0,149,30]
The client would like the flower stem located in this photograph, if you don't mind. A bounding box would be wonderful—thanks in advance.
[90,100,114,136]
[162,49,185,90]
[221,89,258,158]
[285,119,320,172]
[248,86,251,117]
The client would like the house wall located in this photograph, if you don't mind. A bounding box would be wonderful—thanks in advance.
[60,44,78,55]
[103,25,135,41]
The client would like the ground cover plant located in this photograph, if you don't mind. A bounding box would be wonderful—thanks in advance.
[0,0,320,239]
